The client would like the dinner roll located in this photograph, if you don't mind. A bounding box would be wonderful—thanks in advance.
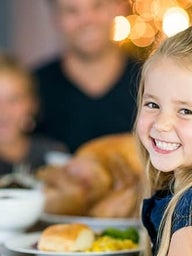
[38,223,95,252]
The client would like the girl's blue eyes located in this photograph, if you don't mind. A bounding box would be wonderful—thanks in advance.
[179,109,192,115]
[143,102,192,115]
[144,102,159,109]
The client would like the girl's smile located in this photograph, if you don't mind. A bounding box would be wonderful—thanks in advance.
[151,138,181,153]
[137,57,192,172]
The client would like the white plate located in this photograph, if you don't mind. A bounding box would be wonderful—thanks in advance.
[40,214,141,231]
[0,230,22,244]
[4,232,143,256]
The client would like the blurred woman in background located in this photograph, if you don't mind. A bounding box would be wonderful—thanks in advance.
[0,53,68,185]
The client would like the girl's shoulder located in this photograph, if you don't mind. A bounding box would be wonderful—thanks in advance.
[172,188,192,234]
[177,188,192,205]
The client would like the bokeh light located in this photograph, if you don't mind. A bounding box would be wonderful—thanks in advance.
[113,0,192,48]
[162,7,190,36]
[113,16,131,41]
[127,15,156,47]
[176,0,192,9]
[134,0,155,20]
[151,0,178,20]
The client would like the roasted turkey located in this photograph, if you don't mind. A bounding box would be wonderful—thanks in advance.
[37,133,143,218]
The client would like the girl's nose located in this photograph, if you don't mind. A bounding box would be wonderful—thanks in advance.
[153,112,174,132]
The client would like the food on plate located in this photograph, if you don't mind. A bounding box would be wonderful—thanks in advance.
[101,227,139,243]
[88,236,138,252]
[37,223,140,253]
[88,226,140,252]
[37,133,143,217]
[37,223,95,252]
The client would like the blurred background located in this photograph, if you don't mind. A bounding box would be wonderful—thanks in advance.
[1,0,192,68]
[0,0,60,67]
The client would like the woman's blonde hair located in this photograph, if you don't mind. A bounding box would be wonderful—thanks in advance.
[135,26,192,256]
[0,52,38,101]
[0,53,39,132]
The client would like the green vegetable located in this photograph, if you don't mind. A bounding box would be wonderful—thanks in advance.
[101,227,139,243]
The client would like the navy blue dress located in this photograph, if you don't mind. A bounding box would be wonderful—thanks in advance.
[142,188,192,255]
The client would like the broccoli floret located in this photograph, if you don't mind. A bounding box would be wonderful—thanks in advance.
[101,227,139,243]
[123,227,140,243]
[101,228,123,239]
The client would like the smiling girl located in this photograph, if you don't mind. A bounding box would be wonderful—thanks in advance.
[136,27,192,255]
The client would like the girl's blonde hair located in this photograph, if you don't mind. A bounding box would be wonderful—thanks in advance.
[135,26,192,256]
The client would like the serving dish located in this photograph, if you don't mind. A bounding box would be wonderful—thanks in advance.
[4,232,144,256]
[0,189,45,230]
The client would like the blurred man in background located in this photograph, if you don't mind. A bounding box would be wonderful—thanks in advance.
[33,0,142,153]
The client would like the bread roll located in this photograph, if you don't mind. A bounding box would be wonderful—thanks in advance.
[38,223,95,252]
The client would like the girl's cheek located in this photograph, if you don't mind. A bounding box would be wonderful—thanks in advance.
[136,114,149,141]
[136,114,144,130]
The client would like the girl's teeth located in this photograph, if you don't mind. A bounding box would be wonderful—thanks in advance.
[155,140,180,151]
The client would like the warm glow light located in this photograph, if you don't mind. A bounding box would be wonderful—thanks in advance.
[114,1,192,47]
[151,0,177,20]
[127,14,156,47]
[113,16,131,41]
[162,7,190,37]
[134,0,155,20]
[176,0,192,9]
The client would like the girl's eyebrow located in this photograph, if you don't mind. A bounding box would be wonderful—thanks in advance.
[173,99,192,106]
[142,93,156,99]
